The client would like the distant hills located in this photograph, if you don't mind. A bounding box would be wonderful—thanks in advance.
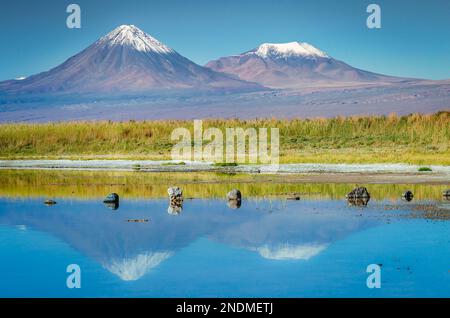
[206,41,406,89]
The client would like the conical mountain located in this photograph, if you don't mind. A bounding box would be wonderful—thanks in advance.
[206,41,404,89]
[0,25,262,95]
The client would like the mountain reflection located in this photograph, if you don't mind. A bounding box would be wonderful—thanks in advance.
[0,198,379,281]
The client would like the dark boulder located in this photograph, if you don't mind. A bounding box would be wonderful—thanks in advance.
[402,190,414,201]
[346,187,370,199]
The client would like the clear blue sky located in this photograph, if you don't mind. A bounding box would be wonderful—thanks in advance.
[1,0,449,81]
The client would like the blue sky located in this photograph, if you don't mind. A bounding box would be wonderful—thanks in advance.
[1,0,449,81]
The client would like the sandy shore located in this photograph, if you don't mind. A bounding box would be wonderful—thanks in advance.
[0,160,449,184]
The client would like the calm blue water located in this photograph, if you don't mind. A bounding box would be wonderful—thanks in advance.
[0,196,449,297]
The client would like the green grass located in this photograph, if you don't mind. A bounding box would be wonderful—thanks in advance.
[161,161,186,166]
[0,111,449,165]
[418,167,433,172]
[212,162,239,167]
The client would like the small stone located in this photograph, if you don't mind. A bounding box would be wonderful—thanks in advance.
[402,190,414,201]
[346,187,370,199]
[44,199,57,205]
[227,189,242,201]
[168,187,182,197]
[347,197,370,207]
[103,193,119,203]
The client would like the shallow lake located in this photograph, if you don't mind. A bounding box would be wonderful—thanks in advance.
[0,170,449,297]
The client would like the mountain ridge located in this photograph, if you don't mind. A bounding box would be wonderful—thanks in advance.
[0,25,263,96]
[206,42,406,89]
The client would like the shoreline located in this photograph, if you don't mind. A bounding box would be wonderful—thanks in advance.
[1,160,450,184]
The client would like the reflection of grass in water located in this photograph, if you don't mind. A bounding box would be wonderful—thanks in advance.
[0,169,447,201]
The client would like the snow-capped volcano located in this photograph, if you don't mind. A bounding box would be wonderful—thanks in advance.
[104,251,173,281]
[254,42,328,59]
[206,41,402,89]
[99,25,174,54]
[0,25,262,96]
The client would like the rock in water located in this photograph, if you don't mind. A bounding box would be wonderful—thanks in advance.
[168,187,183,198]
[346,187,370,199]
[346,187,370,206]
[226,189,242,209]
[44,199,57,205]
[168,187,183,214]
[402,190,414,201]
[103,193,119,203]
[227,189,242,201]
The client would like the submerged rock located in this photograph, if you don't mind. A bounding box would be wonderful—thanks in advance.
[44,199,57,206]
[402,190,414,201]
[127,219,149,223]
[346,187,370,199]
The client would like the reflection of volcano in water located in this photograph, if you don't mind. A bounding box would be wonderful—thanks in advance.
[253,244,328,260]
[105,251,173,281]
[0,198,379,280]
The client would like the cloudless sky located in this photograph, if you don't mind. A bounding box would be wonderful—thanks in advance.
[0,0,449,81]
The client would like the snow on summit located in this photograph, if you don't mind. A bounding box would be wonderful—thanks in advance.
[0,24,263,95]
[253,42,329,59]
[98,24,174,54]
